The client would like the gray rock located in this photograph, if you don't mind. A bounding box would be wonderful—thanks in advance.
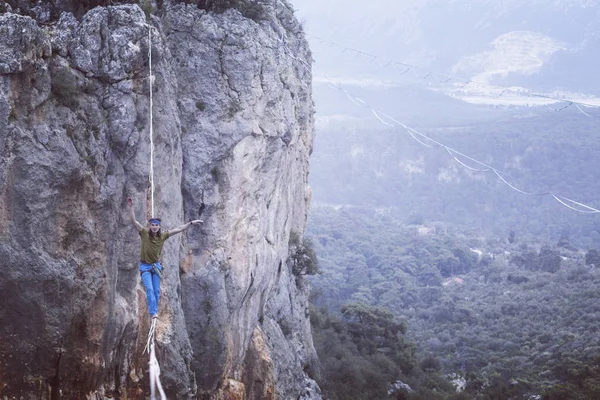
[0,1,319,399]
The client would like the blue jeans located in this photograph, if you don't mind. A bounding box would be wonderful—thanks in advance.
[140,261,162,316]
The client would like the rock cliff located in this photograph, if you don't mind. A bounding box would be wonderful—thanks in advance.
[0,1,319,398]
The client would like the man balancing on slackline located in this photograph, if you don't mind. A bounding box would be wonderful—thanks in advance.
[127,197,203,319]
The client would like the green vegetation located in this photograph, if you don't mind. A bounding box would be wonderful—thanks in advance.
[289,230,320,276]
[196,100,207,111]
[8,106,17,122]
[210,166,220,182]
[311,302,464,400]
[307,206,600,399]
[140,0,153,19]
[197,0,269,22]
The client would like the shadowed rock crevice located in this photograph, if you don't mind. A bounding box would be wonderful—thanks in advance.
[48,350,62,400]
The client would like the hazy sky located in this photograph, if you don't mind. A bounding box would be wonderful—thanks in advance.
[288,0,600,110]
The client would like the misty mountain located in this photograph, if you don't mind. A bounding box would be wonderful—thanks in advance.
[308,109,600,246]
[295,0,600,95]
[291,0,600,242]
[293,0,600,137]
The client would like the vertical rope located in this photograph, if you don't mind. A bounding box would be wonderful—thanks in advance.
[145,318,166,400]
[148,27,155,217]
[150,343,166,400]
[146,25,164,399]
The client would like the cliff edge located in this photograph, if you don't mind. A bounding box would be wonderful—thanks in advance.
[0,1,319,398]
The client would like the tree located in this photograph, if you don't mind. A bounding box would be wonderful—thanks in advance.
[290,231,320,276]
[417,264,443,287]
[508,230,516,244]
[341,302,407,339]
[310,305,421,400]
[538,247,561,273]
[586,249,600,266]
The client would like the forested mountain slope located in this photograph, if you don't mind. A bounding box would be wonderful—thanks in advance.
[309,110,600,247]
[307,206,600,399]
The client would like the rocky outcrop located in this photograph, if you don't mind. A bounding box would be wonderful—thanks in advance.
[0,1,319,398]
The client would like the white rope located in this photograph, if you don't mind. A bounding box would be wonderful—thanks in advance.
[346,93,368,108]
[146,25,165,399]
[371,109,395,127]
[493,88,508,99]
[144,316,157,354]
[551,193,600,214]
[445,148,490,172]
[403,126,435,148]
[145,318,166,400]
[149,342,166,400]
[149,27,155,217]
[575,104,595,117]
[544,101,574,112]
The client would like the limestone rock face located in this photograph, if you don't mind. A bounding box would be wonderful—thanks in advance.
[0,2,319,399]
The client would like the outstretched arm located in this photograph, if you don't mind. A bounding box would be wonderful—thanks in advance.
[168,219,203,236]
[127,198,144,232]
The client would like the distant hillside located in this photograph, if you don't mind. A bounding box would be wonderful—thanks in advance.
[309,109,600,246]
[307,206,600,399]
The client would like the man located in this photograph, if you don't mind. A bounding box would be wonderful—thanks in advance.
[127,197,202,318]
